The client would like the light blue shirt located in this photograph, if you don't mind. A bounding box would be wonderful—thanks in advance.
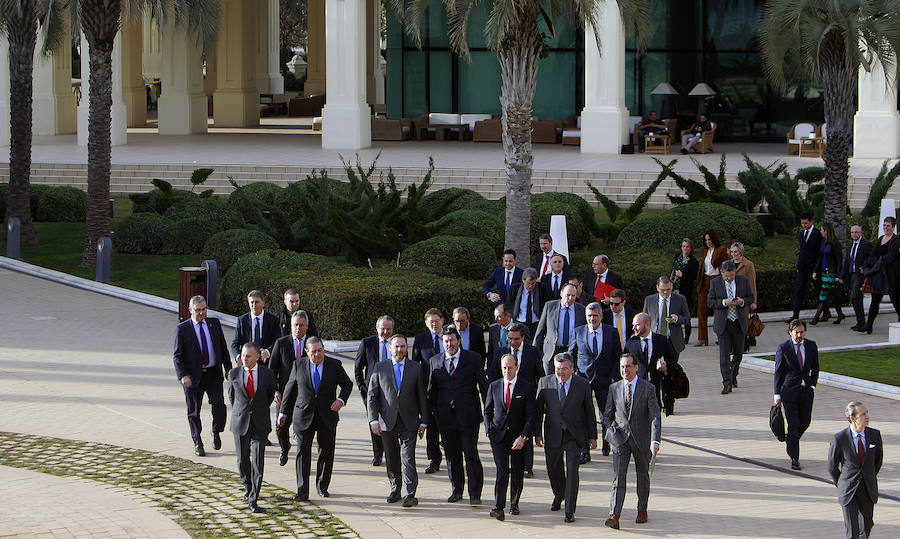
[459,327,471,351]
[851,427,867,456]
[555,303,576,346]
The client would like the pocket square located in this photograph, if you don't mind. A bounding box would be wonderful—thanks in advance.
[514,395,523,399]
[869,444,876,449]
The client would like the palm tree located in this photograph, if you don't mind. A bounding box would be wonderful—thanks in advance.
[760,0,900,244]
[1,0,64,245]
[389,0,650,260]
[72,0,220,266]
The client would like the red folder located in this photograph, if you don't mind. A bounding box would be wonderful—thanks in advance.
[593,280,616,302]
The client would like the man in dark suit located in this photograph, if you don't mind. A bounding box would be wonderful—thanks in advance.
[534,352,597,523]
[367,334,428,508]
[269,311,311,465]
[232,290,281,364]
[603,353,661,530]
[483,249,524,306]
[354,315,394,468]
[603,289,639,350]
[642,276,691,360]
[428,326,488,505]
[573,303,621,460]
[278,337,353,500]
[534,233,570,277]
[828,401,883,539]
[774,319,819,470]
[173,295,232,456]
[227,342,276,512]
[585,254,624,305]
[453,307,486,365]
[506,268,546,337]
[787,213,823,322]
[278,288,318,338]
[484,353,536,521]
[625,313,677,415]
[540,254,571,299]
[411,308,445,474]
[567,274,592,309]
[709,260,754,394]
[837,225,873,331]
[534,284,586,372]
[487,304,514,368]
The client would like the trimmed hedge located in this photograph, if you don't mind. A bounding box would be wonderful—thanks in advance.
[420,188,490,220]
[228,182,283,223]
[114,213,173,253]
[201,229,280,274]
[427,210,505,256]
[532,191,594,230]
[164,196,244,228]
[616,202,764,250]
[159,217,230,255]
[35,186,87,222]
[273,177,351,223]
[531,201,591,250]
[28,184,52,217]
[400,235,495,280]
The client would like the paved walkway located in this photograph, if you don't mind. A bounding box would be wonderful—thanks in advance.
[0,267,898,538]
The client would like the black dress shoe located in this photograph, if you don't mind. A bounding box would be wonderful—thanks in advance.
[469,497,481,506]
[791,459,802,470]
[317,488,330,498]
[292,492,309,501]
[510,505,520,515]
[602,442,611,457]
[866,325,873,334]
[372,456,382,466]
[565,513,575,523]
[550,497,562,511]
[524,469,534,478]
[833,314,845,324]
[850,324,862,331]
[249,502,264,513]
[194,444,206,457]
[579,453,591,465]
[387,491,401,504]
[212,432,222,450]
[490,507,505,521]
[425,463,440,474]
[242,489,250,501]
[721,384,732,395]
[279,450,289,466]
[732,377,738,388]
[402,496,418,508]
[447,491,463,503]
[680,148,688,155]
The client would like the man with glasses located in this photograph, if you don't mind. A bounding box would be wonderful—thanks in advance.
[603,289,638,350]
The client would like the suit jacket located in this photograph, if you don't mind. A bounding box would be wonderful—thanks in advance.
[505,282,546,325]
[484,378,536,444]
[483,266,524,305]
[873,234,900,288]
[232,311,281,359]
[534,374,597,447]
[603,307,639,344]
[428,350,488,429]
[840,238,873,281]
[173,317,232,385]
[367,359,428,433]
[534,250,570,276]
[279,356,353,432]
[624,332,677,383]
[573,324,621,388]
[828,426,883,506]
[797,226,824,272]
[814,241,844,275]
[460,323,487,364]
[278,308,319,338]
[539,269,572,300]
[269,334,308,393]
[642,293,691,352]
[487,344,544,386]
[354,335,391,403]
[603,377,660,453]
[708,275,754,336]
[584,270,625,300]
[533,300,587,362]
[774,339,819,400]
[227,364,276,438]
[412,331,442,371]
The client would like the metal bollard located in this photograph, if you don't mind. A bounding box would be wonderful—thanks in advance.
[109,199,116,219]
[95,237,112,283]
[6,217,21,260]
[202,260,218,309]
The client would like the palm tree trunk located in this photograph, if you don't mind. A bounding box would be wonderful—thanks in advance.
[820,37,854,246]
[4,3,39,246]
[499,7,540,263]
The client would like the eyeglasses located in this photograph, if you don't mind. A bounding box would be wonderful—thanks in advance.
[609,301,624,306]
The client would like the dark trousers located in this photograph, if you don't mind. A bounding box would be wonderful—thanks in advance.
[849,273,867,327]
[842,483,874,539]
[183,370,226,445]
[783,387,814,461]
[276,407,292,453]
[441,424,483,499]
[294,414,336,495]
[234,421,265,504]
[426,410,442,467]
[545,430,582,515]
[382,419,418,497]
[490,436,525,510]
[610,436,651,516]
[583,383,611,456]
[866,289,900,330]
[791,269,818,318]
[361,399,384,461]
[718,320,744,385]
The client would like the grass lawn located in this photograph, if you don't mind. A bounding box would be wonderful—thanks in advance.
[759,347,900,387]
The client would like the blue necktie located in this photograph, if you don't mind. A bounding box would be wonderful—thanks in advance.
[253,317,261,346]
[394,363,402,389]
[592,331,599,357]
[433,334,440,354]
[850,241,858,270]
[500,327,507,347]
[312,365,321,393]
[504,271,511,293]
[381,340,389,362]
[562,307,571,347]
[198,322,211,367]
[558,381,567,405]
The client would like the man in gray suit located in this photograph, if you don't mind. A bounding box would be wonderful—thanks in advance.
[708,260,754,394]
[534,284,587,373]
[828,401,883,539]
[642,275,690,359]
[367,334,428,508]
[534,353,597,523]
[227,342,276,513]
[603,352,661,530]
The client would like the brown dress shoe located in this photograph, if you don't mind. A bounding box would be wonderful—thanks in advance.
[636,510,648,523]
[604,515,620,529]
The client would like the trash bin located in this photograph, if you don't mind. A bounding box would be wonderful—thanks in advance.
[178,267,207,321]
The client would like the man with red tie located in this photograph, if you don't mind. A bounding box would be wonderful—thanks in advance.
[774,319,819,470]
[533,234,569,277]
[584,254,624,305]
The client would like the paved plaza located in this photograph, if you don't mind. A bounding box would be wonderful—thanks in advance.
[0,266,898,538]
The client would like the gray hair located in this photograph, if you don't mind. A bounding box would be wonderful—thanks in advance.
[291,310,309,322]
[452,307,470,318]
[500,352,518,366]
[305,336,324,351]
[189,295,207,307]
[522,267,539,281]
[721,260,737,272]
[553,352,574,366]
[846,401,865,421]
[376,315,394,328]
[586,302,603,314]
[657,275,672,286]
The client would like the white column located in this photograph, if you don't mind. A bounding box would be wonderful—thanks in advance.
[121,18,146,127]
[255,2,269,94]
[213,0,259,127]
[0,37,11,146]
[78,34,127,146]
[33,13,77,135]
[267,0,284,94]
[580,3,629,154]
[141,12,162,80]
[158,16,208,134]
[853,55,900,159]
[321,0,370,149]
[304,0,326,96]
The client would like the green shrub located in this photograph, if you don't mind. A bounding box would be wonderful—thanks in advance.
[420,188,488,220]
[35,186,87,222]
[531,201,591,250]
[129,178,195,214]
[228,182,283,224]
[114,213,173,253]
[847,213,880,238]
[273,176,351,223]
[159,217,230,255]
[616,203,764,250]
[427,210,505,256]
[221,249,342,313]
[164,196,244,228]
[533,191,595,230]
[201,229,280,274]
[400,235,495,280]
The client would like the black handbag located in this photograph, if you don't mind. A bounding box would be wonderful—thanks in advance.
[769,405,786,442]
[667,362,690,399]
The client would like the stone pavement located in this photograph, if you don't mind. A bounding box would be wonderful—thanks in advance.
[0,266,898,538]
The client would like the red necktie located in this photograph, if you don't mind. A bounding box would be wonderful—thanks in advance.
[541,255,549,275]
[505,382,511,409]
[448,357,456,376]
[246,369,255,398]
[295,338,302,359]
[857,434,866,464]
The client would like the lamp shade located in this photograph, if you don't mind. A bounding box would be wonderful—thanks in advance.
[688,82,716,96]
[650,82,679,95]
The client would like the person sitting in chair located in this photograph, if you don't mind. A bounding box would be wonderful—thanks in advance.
[681,114,712,154]
[637,111,668,152]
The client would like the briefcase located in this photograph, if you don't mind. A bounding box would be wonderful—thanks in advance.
[746,312,765,338]
[769,405,786,442]
[667,362,690,399]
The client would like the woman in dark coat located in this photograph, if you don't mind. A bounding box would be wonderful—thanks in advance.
[695,229,729,346]
[671,238,699,343]
[811,223,844,325]
[864,216,900,333]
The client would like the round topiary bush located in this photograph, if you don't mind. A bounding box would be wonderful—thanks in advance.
[201,228,280,273]
[35,186,87,222]
[228,182,283,223]
[28,184,51,218]
[400,235,495,280]
[531,201,591,251]
[164,196,244,228]
[274,176,351,223]
[616,202,764,250]
[420,188,489,220]
[427,210,505,256]
[114,213,173,253]
[159,217,230,255]
[672,203,765,247]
